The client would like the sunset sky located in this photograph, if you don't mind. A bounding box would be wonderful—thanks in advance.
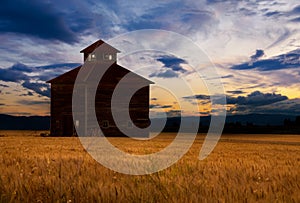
[0,0,300,116]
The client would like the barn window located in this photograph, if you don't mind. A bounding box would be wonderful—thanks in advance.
[103,53,113,61]
[87,53,96,61]
[102,120,109,128]
[75,120,79,128]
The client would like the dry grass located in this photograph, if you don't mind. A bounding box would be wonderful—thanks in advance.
[0,131,299,202]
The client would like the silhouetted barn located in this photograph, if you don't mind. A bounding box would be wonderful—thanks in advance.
[47,40,153,136]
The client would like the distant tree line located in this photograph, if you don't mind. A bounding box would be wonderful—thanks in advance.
[284,116,300,127]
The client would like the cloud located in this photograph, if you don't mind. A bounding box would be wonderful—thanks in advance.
[0,84,9,88]
[22,81,50,97]
[167,110,181,117]
[18,100,50,106]
[250,49,264,60]
[183,94,210,100]
[0,67,29,82]
[226,90,245,94]
[231,49,300,71]
[290,17,300,22]
[118,1,217,36]
[266,28,291,49]
[221,75,234,79]
[19,91,34,97]
[10,63,33,73]
[0,62,79,97]
[182,94,211,106]
[150,104,173,109]
[265,11,281,17]
[0,0,79,43]
[229,98,300,115]
[290,5,300,15]
[183,91,289,114]
[157,55,187,73]
[226,91,288,106]
[149,70,179,78]
[149,55,188,78]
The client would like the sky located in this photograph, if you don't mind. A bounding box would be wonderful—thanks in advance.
[0,0,300,116]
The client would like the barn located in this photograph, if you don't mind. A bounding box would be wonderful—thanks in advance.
[47,40,153,137]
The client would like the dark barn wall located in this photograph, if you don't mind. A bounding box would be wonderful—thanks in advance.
[50,83,74,136]
[48,40,152,137]
[49,65,151,137]
[95,65,150,137]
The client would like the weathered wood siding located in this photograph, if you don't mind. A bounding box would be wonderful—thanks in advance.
[49,64,151,137]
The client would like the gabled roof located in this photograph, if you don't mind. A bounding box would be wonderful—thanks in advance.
[47,39,153,85]
[47,64,154,85]
[46,65,81,84]
[80,39,120,54]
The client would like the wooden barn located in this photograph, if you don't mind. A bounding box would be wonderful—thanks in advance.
[47,40,153,137]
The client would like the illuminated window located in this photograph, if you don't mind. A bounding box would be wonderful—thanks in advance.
[103,53,114,61]
[87,53,96,61]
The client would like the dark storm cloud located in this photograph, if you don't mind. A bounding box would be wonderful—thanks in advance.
[229,99,300,115]
[10,63,33,73]
[0,0,80,43]
[290,5,300,15]
[183,91,288,114]
[225,91,288,106]
[0,67,29,82]
[250,50,264,60]
[231,49,300,71]
[157,55,187,73]
[0,63,79,97]
[149,55,188,78]
[22,81,50,97]
[226,90,245,94]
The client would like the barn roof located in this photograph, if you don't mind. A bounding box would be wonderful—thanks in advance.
[47,39,153,84]
[46,64,154,84]
[80,39,120,54]
[46,65,81,84]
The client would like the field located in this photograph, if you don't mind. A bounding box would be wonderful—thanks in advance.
[0,131,299,202]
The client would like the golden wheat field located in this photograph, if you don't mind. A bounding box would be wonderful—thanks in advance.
[0,131,299,202]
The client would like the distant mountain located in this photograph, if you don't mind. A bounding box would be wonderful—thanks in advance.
[151,113,296,127]
[150,114,299,133]
[222,114,296,126]
[0,114,50,130]
[0,113,297,132]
